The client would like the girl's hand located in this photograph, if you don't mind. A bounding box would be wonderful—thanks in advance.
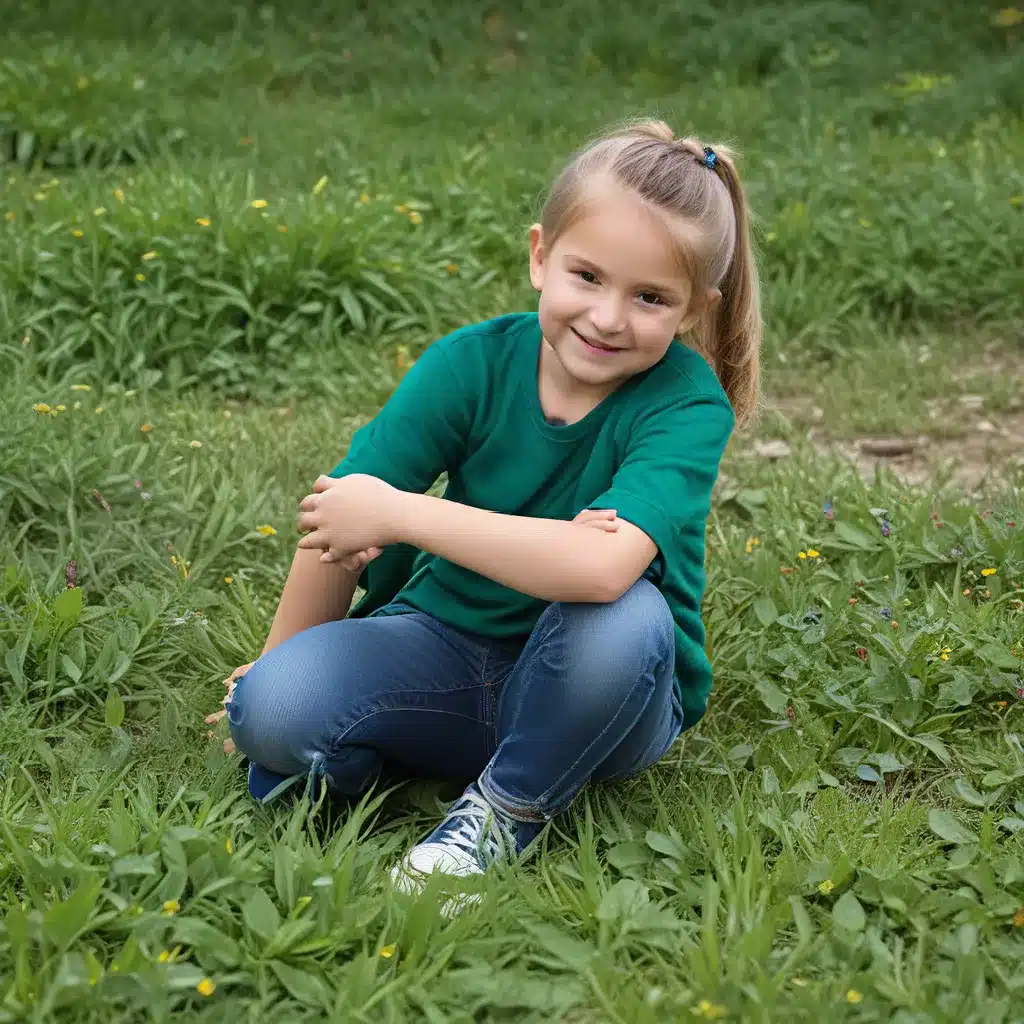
[574,508,619,532]
[297,474,403,563]
[204,661,253,753]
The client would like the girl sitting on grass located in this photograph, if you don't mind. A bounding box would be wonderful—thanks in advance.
[206,117,761,891]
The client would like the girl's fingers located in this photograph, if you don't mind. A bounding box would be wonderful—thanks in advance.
[205,709,226,725]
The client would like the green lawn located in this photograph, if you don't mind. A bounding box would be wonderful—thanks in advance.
[2,2,1023,1020]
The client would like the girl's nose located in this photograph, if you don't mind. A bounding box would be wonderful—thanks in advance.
[588,295,628,334]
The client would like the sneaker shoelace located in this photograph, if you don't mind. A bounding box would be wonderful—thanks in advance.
[435,790,518,868]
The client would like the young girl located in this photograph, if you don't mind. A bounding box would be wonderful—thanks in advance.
[207,117,761,890]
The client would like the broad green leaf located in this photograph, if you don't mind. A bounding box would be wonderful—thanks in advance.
[270,960,331,1008]
[596,879,650,922]
[754,677,789,714]
[645,829,687,861]
[108,651,131,684]
[53,587,82,623]
[832,891,866,931]
[856,764,882,783]
[975,643,1019,670]
[954,777,989,807]
[104,686,125,728]
[42,877,102,951]
[928,809,978,845]
[753,595,778,626]
[242,887,281,939]
[60,654,82,682]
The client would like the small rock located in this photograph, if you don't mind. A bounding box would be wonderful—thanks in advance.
[976,420,997,434]
[958,394,984,411]
[859,437,919,457]
[755,439,792,459]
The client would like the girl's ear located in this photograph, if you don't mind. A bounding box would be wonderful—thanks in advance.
[528,224,546,292]
[676,287,721,336]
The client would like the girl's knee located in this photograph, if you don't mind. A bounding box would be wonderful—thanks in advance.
[226,653,317,776]
[557,578,673,666]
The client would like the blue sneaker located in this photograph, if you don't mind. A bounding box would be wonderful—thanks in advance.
[391,784,542,893]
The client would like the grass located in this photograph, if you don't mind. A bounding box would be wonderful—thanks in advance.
[1,0,1023,1020]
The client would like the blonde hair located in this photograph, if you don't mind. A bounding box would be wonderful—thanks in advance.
[539,118,762,427]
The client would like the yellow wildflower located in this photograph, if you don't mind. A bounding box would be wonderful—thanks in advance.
[256,524,277,537]
[161,899,180,915]
[224,576,233,584]
[196,977,216,997]
[1013,907,1024,927]
[55,404,66,413]
[394,204,409,214]
[71,384,91,391]
[277,224,288,233]
[5,211,15,221]
[157,950,171,963]
[845,990,863,1004]
[981,567,997,577]
[379,944,396,958]
[798,551,807,560]
[94,207,106,216]
[807,549,820,558]
[359,192,370,204]
[817,879,834,894]
[313,175,329,196]
[113,188,125,203]
[691,999,727,1019]
[940,647,951,661]
[251,199,268,209]
[71,228,84,238]
[189,440,202,449]
[142,250,158,261]
[140,423,153,433]
[196,217,211,227]
[33,403,52,415]
[136,273,146,282]
[408,210,423,225]
[225,838,233,854]
[992,7,1024,26]
[95,406,104,413]
[445,261,459,274]
[745,536,761,554]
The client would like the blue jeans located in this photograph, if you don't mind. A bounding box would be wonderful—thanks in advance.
[226,578,682,821]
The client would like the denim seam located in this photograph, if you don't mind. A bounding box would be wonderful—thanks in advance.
[324,703,488,762]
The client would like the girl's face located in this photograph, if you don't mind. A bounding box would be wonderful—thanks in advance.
[529,181,718,398]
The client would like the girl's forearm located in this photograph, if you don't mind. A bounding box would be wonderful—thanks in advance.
[262,546,360,654]
[397,493,618,603]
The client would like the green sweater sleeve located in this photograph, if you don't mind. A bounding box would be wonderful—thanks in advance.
[326,339,474,613]
[328,339,472,490]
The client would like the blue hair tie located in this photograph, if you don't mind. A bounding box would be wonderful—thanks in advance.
[701,146,718,170]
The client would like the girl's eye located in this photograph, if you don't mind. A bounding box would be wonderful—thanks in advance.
[575,270,599,284]
[638,291,664,306]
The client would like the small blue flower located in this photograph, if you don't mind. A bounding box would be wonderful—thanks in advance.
[880,519,892,537]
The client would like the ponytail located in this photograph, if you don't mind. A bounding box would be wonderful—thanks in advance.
[690,148,762,428]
